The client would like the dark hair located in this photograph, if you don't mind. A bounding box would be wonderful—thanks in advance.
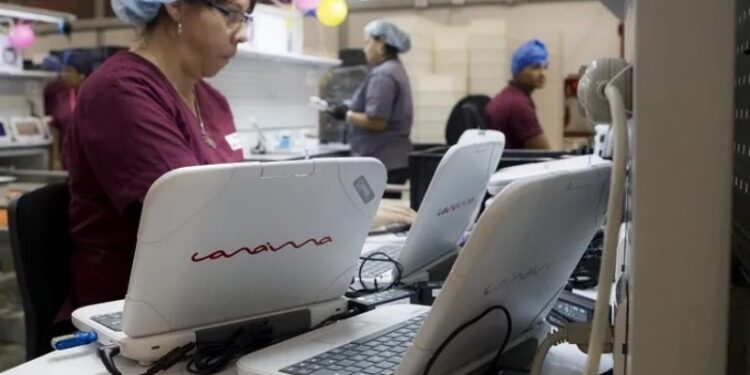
[384,44,399,59]
[374,37,400,59]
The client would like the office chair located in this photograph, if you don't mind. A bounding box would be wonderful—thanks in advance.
[444,95,491,145]
[9,183,75,360]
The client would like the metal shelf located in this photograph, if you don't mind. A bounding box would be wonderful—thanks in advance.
[0,71,57,80]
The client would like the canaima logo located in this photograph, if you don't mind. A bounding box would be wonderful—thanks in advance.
[483,262,553,295]
[437,197,477,217]
[191,236,334,263]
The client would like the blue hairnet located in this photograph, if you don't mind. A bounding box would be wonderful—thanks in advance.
[511,39,548,77]
[41,56,62,72]
[365,21,411,53]
[63,49,95,76]
[111,0,177,26]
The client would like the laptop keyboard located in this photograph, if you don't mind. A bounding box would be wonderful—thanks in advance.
[358,244,404,278]
[280,313,427,375]
[91,312,123,332]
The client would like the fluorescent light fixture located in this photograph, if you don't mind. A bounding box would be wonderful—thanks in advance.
[0,3,76,24]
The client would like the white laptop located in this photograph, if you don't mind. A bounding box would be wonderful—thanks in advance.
[357,130,505,288]
[487,154,609,196]
[72,158,386,362]
[238,162,612,375]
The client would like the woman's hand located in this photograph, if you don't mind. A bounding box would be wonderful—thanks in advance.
[371,200,417,229]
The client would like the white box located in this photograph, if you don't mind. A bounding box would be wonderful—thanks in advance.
[469,64,506,79]
[467,19,507,35]
[469,79,504,96]
[415,105,454,123]
[402,47,433,65]
[411,120,446,143]
[435,65,468,80]
[387,16,439,31]
[434,27,469,50]
[404,62,433,75]
[468,34,506,50]
[412,74,467,92]
[408,33,435,49]
[470,49,507,64]
[413,91,465,107]
[435,50,469,64]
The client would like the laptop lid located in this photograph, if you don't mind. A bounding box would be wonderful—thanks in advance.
[487,154,608,196]
[398,133,504,276]
[398,162,611,374]
[122,158,386,338]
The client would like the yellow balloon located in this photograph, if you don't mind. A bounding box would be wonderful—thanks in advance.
[317,0,348,27]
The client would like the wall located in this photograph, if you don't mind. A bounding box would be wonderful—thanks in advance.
[345,1,620,75]
[344,1,620,148]
[624,0,733,373]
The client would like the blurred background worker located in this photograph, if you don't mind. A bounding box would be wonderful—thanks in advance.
[47,49,94,169]
[332,21,414,191]
[485,39,551,150]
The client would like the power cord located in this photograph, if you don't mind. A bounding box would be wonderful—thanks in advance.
[98,342,196,375]
[97,321,275,375]
[187,322,274,374]
[313,305,369,330]
[357,251,405,293]
[422,305,512,375]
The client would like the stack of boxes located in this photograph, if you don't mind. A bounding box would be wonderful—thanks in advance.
[388,16,437,76]
[380,17,510,143]
[388,17,465,143]
[411,75,467,143]
[467,20,508,97]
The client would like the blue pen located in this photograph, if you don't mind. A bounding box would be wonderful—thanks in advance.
[51,331,98,350]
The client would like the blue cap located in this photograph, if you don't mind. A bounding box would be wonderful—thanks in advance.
[511,39,548,77]
[41,56,62,72]
[111,0,177,26]
[365,21,411,53]
[62,49,95,76]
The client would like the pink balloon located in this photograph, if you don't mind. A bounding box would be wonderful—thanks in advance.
[9,24,35,50]
[295,0,320,12]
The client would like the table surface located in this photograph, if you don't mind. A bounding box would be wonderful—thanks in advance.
[0,340,612,375]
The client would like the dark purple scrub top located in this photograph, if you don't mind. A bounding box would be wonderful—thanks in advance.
[485,82,544,149]
[64,52,243,309]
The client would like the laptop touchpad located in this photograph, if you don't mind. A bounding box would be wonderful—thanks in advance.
[311,322,377,345]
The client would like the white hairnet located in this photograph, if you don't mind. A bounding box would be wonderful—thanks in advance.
[111,0,177,26]
[365,21,411,53]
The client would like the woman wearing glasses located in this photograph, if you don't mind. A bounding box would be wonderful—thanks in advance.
[64,0,256,310]
[64,0,415,312]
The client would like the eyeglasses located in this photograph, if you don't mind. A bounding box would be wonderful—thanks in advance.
[203,0,255,29]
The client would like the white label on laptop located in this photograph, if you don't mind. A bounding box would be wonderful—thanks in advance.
[225,133,244,151]
[353,176,375,204]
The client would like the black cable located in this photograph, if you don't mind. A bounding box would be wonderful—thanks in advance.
[187,322,274,374]
[97,345,122,375]
[98,322,274,375]
[422,305,512,375]
[357,251,404,293]
[313,306,367,329]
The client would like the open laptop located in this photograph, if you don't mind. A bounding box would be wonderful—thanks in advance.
[72,158,386,362]
[238,162,612,375]
[357,130,505,288]
[487,154,609,196]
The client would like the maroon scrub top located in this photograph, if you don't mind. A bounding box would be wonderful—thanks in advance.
[485,82,544,149]
[65,51,243,309]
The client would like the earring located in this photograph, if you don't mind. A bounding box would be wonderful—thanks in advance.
[177,22,183,36]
